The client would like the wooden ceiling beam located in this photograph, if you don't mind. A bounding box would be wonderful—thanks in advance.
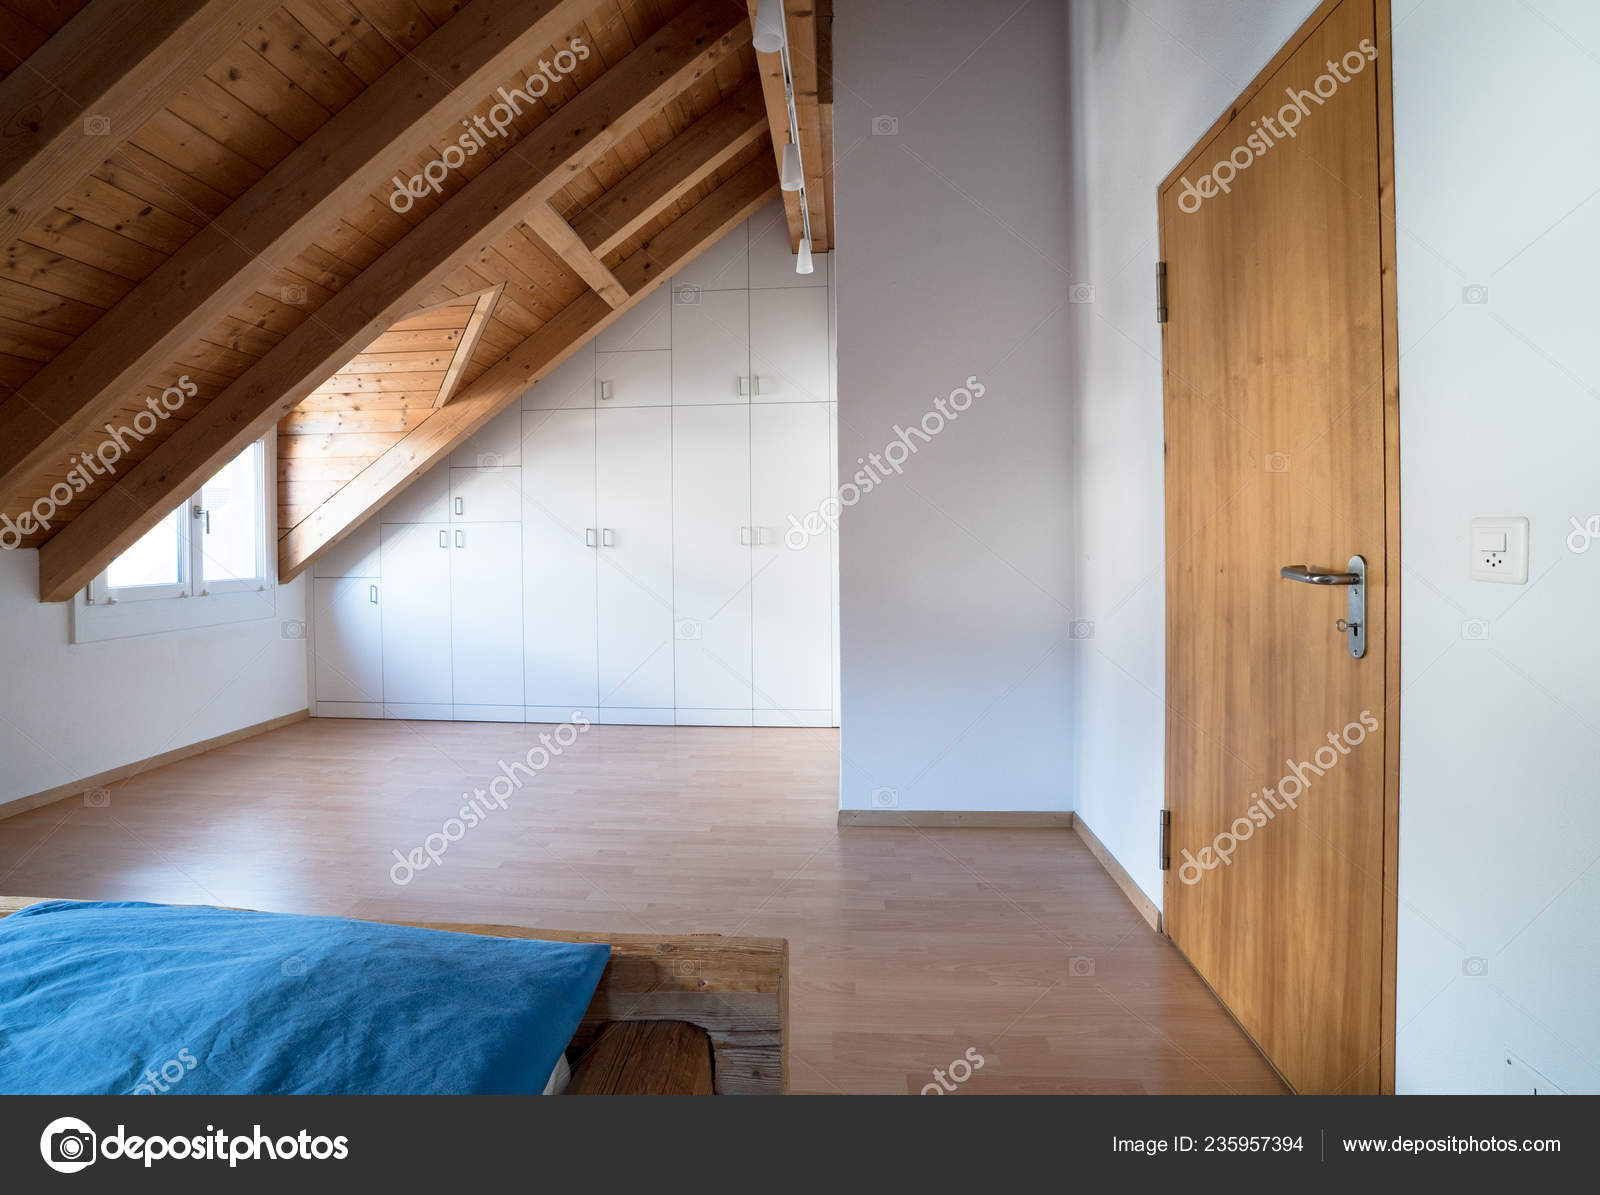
[36,0,750,602]
[0,0,283,247]
[523,203,629,306]
[433,286,503,408]
[743,0,831,252]
[277,155,779,582]
[0,0,598,505]
[571,78,767,258]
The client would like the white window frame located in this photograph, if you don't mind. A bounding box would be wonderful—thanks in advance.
[72,438,279,643]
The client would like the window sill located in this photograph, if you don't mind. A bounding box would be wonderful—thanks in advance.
[70,586,281,644]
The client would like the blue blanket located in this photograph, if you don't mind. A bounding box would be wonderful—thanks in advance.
[0,901,609,1095]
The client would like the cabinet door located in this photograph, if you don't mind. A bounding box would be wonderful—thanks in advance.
[379,521,453,705]
[751,403,833,715]
[522,408,598,709]
[595,348,670,407]
[670,288,749,405]
[451,521,522,708]
[524,342,594,411]
[312,519,379,578]
[450,465,522,521]
[597,406,674,709]
[312,576,383,702]
[750,287,830,403]
[450,403,522,468]
[380,464,449,523]
[673,405,752,712]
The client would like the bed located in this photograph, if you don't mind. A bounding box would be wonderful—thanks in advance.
[0,896,787,1096]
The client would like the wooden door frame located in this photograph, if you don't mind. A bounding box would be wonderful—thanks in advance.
[1154,0,1400,1094]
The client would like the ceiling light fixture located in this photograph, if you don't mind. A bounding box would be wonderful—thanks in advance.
[752,0,786,53]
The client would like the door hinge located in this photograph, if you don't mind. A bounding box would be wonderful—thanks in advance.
[1158,809,1172,871]
[1155,261,1169,324]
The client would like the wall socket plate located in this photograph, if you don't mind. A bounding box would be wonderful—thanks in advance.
[1470,516,1529,583]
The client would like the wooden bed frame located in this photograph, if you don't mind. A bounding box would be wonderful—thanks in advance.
[0,897,787,1095]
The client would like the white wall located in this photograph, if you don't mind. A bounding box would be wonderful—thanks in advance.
[1390,0,1600,1095]
[0,550,308,809]
[833,0,1076,812]
[1063,0,1321,901]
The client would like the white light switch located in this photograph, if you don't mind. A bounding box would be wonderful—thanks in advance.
[1470,516,1528,583]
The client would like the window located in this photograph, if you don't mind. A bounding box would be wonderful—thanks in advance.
[74,439,277,642]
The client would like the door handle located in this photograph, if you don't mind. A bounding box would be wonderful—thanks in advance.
[1281,555,1367,659]
[369,584,378,604]
[601,528,615,547]
[192,504,210,534]
[1279,564,1361,585]
[585,528,597,548]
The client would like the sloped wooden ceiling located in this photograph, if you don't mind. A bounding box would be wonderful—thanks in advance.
[0,0,830,601]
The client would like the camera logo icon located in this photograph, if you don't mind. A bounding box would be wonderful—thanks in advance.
[871,115,898,136]
[870,787,899,809]
[1069,619,1095,640]
[83,115,110,136]
[1264,451,1292,473]
[1461,284,1489,305]
[1462,956,1489,977]
[1068,282,1096,303]
[673,284,701,306]
[41,1117,97,1173]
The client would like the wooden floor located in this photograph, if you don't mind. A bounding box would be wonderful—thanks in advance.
[0,719,1283,1094]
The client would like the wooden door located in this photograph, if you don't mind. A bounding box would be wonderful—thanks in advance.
[1160,0,1398,1094]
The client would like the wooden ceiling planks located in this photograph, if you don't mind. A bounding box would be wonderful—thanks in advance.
[0,0,822,601]
[35,0,752,599]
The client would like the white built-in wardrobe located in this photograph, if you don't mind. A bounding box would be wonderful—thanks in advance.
[308,201,840,727]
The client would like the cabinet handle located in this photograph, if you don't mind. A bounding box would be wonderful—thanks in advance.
[737,375,749,396]
[751,374,761,396]
[599,379,613,401]
[454,496,463,516]
[602,527,615,548]
[585,528,597,548]
[455,529,465,549]
[369,584,378,604]
[439,529,447,549]
[740,525,752,546]
[756,526,772,547]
